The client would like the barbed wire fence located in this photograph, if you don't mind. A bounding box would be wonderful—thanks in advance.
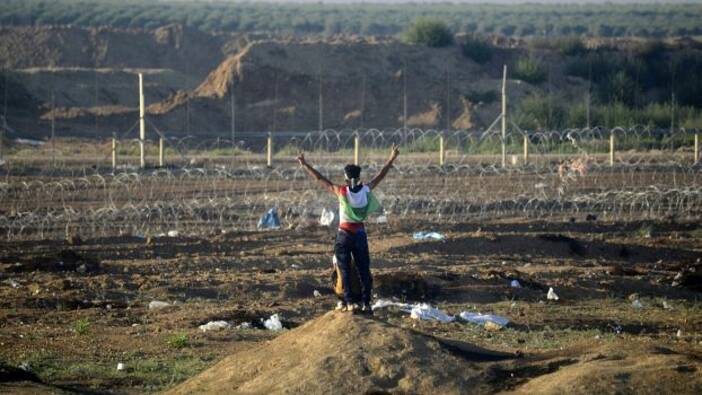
[1,127,701,241]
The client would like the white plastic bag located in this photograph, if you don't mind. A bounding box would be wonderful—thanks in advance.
[319,208,335,226]
[263,314,283,331]
[199,321,231,332]
[459,312,510,327]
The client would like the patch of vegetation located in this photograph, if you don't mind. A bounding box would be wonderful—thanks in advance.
[460,35,493,64]
[166,333,189,349]
[513,57,546,84]
[637,224,655,238]
[403,18,454,48]
[73,318,90,335]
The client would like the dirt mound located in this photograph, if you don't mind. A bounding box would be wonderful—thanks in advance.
[507,345,702,395]
[0,25,228,78]
[165,311,514,394]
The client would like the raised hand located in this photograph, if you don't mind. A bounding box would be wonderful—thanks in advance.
[388,144,400,163]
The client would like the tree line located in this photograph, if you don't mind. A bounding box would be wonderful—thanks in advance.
[1,0,701,38]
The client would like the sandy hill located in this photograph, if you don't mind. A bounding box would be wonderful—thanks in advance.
[164,311,702,395]
[0,25,231,78]
[165,311,515,394]
[40,38,534,138]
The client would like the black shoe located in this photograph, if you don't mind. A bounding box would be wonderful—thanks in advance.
[361,304,374,316]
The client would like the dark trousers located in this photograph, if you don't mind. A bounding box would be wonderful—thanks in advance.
[334,229,372,305]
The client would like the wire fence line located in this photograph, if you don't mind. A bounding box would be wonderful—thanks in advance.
[1,127,701,240]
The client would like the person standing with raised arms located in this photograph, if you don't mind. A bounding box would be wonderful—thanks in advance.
[297,145,400,314]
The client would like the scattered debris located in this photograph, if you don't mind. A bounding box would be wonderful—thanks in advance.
[547,287,560,301]
[632,299,644,309]
[199,321,232,332]
[376,214,388,224]
[409,303,455,323]
[262,314,283,331]
[677,329,683,338]
[319,208,335,227]
[459,312,510,327]
[413,231,445,241]
[117,363,125,371]
[313,290,322,298]
[18,362,32,373]
[371,299,410,310]
[236,322,253,330]
[510,280,521,288]
[257,208,281,229]
[167,230,180,237]
[4,279,20,288]
[148,301,171,310]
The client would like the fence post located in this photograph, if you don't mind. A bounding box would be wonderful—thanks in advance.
[439,135,445,166]
[138,73,146,169]
[354,135,359,165]
[523,135,529,164]
[695,133,699,165]
[501,65,507,168]
[112,137,117,169]
[159,137,164,167]
[267,133,273,168]
[609,133,615,166]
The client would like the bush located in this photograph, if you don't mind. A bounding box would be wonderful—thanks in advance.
[513,57,546,84]
[403,18,454,48]
[555,36,587,56]
[74,318,90,335]
[460,35,493,63]
[166,333,189,349]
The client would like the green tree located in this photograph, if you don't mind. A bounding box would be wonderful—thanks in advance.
[403,18,454,48]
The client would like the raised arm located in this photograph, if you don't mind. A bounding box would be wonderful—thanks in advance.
[368,144,399,190]
[297,153,337,194]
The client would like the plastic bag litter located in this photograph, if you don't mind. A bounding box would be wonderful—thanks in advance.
[167,230,179,237]
[319,208,335,226]
[263,314,283,331]
[547,287,560,301]
[632,299,644,309]
[371,299,411,310]
[199,321,231,332]
[313,290,322,298]
[376,215,388,224]
[5,279,20,288]
[116,363,125,371]
[459,312,510,327]
[413,231,445,241]
[409,303,455,323]
[510,280,522,288]
[148,301,170,310]
[257,208,281,229]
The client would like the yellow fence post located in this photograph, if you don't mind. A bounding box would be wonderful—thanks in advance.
[112,137,117,169]
[695,133,699,165]
[523,135,529,164]
[159,137,164,167]
[267,133,273,168]
[609,133,615,166]
[354,135,359,165]
[439,135,445,166]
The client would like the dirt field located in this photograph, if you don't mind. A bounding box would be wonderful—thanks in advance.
[1,214,701,394]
